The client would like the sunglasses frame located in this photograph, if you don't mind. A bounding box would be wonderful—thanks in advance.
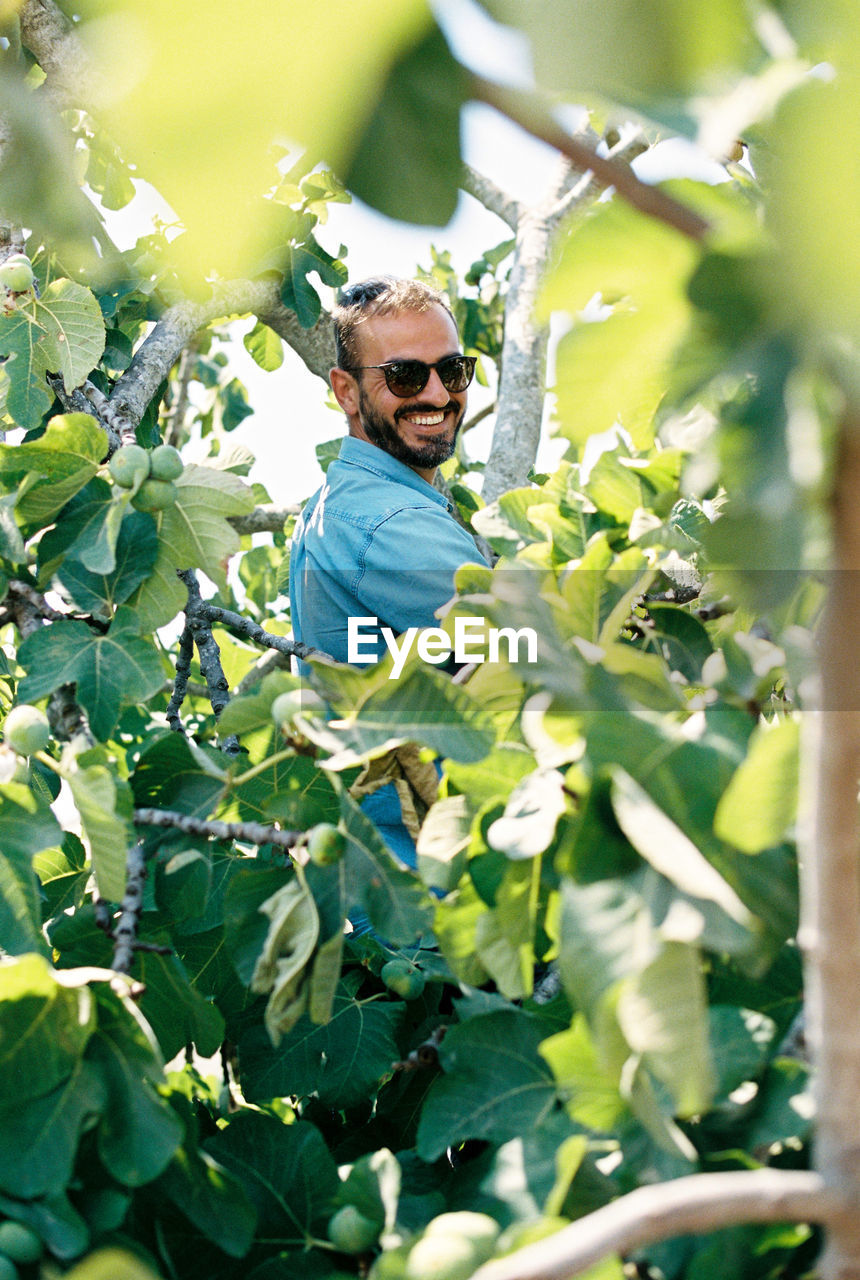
[343,354,476,398]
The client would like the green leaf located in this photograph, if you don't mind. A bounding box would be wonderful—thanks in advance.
[57,509,159,616]
[40,478,131,577]
[540,1014,628,1132]
[159,1142,257,1258]
[134,951,226,1060]
[36,278,107,392]
[0,1057,106,1198]
[416,1010,558,1161]
[0,304,53,427]
[708,1005,777,1101]
[279,238,347,328]
[0,954,96,1105]
[243,320,284,371]
[616,941,716,1117]
[129,463,255,629]
[0,781,63,955]
[417,794,471,892]
[238,981,405,1109]
[131,731,226,818]
[89,988,183,1186]
[0,412,105,525]
[204,1113,338,1242]
[18,607,165,742]
[340,789,434,945]
[343,22,466,226]
[66,764,134,904]
[714,718,800,853]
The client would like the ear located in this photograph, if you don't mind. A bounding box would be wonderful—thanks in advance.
[330,366,360,416]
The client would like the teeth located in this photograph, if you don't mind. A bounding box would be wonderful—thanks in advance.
[407,413,445,425]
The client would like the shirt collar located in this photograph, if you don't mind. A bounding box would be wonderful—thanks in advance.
[337,436,450,508]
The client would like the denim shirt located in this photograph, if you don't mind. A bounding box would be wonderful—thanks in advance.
[289,436,487,665]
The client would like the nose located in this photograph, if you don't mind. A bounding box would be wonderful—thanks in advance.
[424,367,456,405]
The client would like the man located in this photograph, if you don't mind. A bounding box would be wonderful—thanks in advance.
[290,276,487,665]
[289,276,488,875]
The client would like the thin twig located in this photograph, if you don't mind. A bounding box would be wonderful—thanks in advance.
[470,76,710,242]
[178,570,240,755]
[460,164,521,229]
[133,807,300,851]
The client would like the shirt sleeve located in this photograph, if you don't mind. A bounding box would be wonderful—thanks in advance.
[354,503,488,634]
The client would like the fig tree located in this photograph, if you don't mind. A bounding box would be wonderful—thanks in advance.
[0,1256,17,1280]
[150,443,184,481]
[109,444,150,489]
[406,1234,478,1280]
[0,1220,41,1263]
[307,822,346,866]
[4,705,50,757]
[0,258,34,292]
[132,478,178,512]
[328,1205,379,1254]
[381,959,425,1001]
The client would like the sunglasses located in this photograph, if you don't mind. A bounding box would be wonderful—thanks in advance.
[344,354,476,398]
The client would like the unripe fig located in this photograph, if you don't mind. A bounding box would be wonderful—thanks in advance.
[0,259,34,292]
[0,1220,42,1263]
[109,444,150,489]
[4,705,50,757]
[271,688,325,727]
[425,1213,499,1263]
[328,1205,379,1255]
[0,1255,17,1280]
[406,1234,479,1280]
[149,443,184,481]
[306,822,346,866]
[132,478,178,512]
[381,959,425,1001]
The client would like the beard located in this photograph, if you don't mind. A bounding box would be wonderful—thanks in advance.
[358,385,464,470]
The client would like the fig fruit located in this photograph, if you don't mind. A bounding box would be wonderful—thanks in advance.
[328,1205,379,1255]
[149,444,184,481]
[425,1213,499,1263]
[0,1220,41,1263]
[406,1234,478,1280]
[132,478,178,512]
[109,444,150,489]
[4,705,50,757]
[0,258,34,292]
[306,822,346,866]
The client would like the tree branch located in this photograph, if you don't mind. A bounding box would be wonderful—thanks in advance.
[133,807,300,851]
[178,569,240,754]
[460,164,521,230]
[470,76,710,242]
[107,282,334,437]
[228,504,300,536]
[472,1171,835,1280]
[111,841,147,974]
[165,622,195,734]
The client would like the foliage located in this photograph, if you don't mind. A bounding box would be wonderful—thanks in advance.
[0,0,854,1278]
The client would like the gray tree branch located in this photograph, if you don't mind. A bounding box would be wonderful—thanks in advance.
[134,807,300,851]
[472,1171,835,1280]
[229,504,300,535]
[461,164,521,230]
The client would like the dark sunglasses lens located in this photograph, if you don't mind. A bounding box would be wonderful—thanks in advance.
[384,362,428,397]
[438,356,475,392]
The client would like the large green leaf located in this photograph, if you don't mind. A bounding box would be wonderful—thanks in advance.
[0,1057,106,1198]
[714,717,800,853]
[66,764,135,903]
[0,283,105,430]
[343,22,466,226]
[57,509,159,616]
[415,1010,558,1161]
[134,951,226,1060]
[131,732,227,819]
[0,413,105,524]
[204,1113,338,1242]
[238,979,405,1109]
[0,781,63,955]
[279,237,348,328]
[0,955,96,1105]
[340,790,434,944]
[129,463,255,629]
[18,606,165,742]
[39,478,131,577]
[540,1014,628,1132]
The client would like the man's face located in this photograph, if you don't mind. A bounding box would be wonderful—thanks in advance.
[351,305,468,474]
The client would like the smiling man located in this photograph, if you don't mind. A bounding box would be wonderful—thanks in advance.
[289,276,487,667]
[288,277,488,879]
